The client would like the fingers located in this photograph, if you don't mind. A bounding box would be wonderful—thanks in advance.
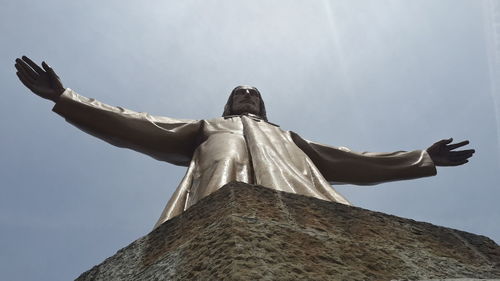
[446,150,474,165]
[449,159,469,166]
[447,140,470,150]
[440,157,469,166]
[15,58,38,80]
[41,61,58,79]
[41,61,50,72]
[449,152,474,161]
[449,149,475,156]
[436,138,453,146]
[22,56,44,74]
[16,71,35,91]
[16,68,35,84]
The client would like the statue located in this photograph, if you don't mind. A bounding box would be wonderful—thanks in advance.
[15,56,475,228]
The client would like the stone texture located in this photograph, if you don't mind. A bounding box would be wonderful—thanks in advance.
[76,182,500,281]
[412,279,500,281]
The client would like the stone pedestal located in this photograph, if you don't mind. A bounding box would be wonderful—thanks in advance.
[76,182,500,280]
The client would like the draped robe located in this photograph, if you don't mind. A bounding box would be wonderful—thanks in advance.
[53,89,437,228]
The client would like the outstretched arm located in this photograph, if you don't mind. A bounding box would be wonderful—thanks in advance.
[292,132,475,185]
[14,56,202,166]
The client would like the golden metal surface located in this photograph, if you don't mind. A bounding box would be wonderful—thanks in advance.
[53,89,436,228]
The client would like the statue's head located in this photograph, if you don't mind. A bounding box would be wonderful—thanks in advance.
[222,85,268,121]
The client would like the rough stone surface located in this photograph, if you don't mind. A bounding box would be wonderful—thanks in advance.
[76,182,500,281]
[411,279,500,281]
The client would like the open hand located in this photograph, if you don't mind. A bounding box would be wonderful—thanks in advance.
[426,138,475,166]
[15,56,64,102]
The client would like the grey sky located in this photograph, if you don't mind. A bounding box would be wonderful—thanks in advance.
[1,1,499,280]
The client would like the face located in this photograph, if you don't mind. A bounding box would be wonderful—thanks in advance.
[231,86,261,116]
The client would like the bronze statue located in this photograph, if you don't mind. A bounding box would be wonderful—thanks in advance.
[15,56,475,228]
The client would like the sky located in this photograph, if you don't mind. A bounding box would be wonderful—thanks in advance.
[1,0,499,280]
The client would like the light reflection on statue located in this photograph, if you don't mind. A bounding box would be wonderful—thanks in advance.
[15,56,475,228]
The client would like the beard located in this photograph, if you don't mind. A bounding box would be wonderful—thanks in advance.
[231,102,260,116]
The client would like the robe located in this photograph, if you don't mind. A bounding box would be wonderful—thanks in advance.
[53,89,437,228]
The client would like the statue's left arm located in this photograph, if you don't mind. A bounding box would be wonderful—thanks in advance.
[14,56,201,166]
[291,132,474,185]
[52,89,202,166]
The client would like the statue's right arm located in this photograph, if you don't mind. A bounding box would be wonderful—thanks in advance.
[15,56,201,166]
[290,131,437,185]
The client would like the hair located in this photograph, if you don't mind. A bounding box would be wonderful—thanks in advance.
[222,85,268,121]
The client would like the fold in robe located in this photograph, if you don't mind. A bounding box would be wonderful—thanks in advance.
[53,89,436,228]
